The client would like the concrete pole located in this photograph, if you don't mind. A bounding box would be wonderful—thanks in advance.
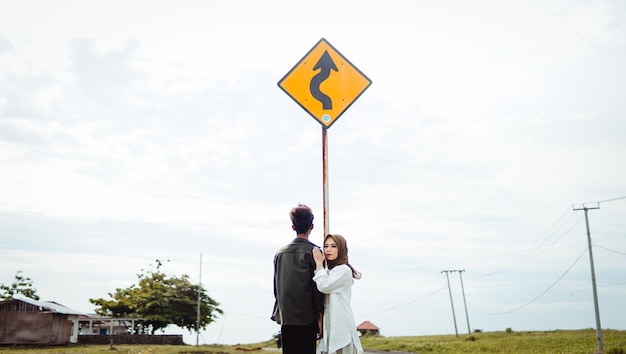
[442,270,459,337]
[573,205,603,353]
[457,270,471,334]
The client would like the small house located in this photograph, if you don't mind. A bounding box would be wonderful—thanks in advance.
[357,320,380,336]
[0,297,84,345]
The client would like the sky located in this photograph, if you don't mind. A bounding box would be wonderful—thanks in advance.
[1,0,625,346]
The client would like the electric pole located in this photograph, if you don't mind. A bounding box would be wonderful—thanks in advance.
[456,270,471,334]
[196,253,202,346]
[442,270,459,337]
[573,204,603,354]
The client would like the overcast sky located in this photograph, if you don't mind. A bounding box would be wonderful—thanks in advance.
[1,0,625,346]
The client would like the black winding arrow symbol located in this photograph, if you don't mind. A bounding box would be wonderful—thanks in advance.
[309,50,338,110]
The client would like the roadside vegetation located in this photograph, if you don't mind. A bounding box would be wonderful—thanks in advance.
[1,262,223,337]
[360,328,626,353]
[1,329,626,353]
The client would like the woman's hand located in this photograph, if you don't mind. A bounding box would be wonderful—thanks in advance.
[312,246,325,269]
[316,312,323,340]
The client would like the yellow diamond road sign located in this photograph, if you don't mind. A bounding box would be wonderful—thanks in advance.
[278,38,372,128]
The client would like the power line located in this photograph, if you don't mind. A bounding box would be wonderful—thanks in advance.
[356,273,446,317]
[490,195,625,276]
[357,284,447,317]
[478,247,588,315]
[583,196,626,205]
[307,198,622,341]
[482,207,581,276]
[594,243,626,256]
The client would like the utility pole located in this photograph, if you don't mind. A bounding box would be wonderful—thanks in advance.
[573,204,603,354]
[196,253,202,346]
[456,270,471,334]
[442,270,459,337]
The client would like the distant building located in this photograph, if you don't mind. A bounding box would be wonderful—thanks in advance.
[357,320,380,336]
[0,297,84,345]
[78,315,145,335]
[0,297,181,345]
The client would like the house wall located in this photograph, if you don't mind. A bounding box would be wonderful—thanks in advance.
[80,324,129,335]
[68,315,79,343]
[0,312,70,345]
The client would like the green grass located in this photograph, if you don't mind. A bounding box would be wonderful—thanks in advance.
[0,342,267,354]
[1,329,625,353]
[360,329,626,353]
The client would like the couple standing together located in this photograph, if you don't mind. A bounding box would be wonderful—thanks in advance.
[272,204,363,354]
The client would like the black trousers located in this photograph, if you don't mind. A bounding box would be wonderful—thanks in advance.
[281,321,318,354]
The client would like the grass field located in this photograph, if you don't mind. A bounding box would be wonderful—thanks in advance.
[1,329,625,353]
[360,328,626,353]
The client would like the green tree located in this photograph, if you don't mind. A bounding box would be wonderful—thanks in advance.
[89,259,222,334]
[0,270,40,300]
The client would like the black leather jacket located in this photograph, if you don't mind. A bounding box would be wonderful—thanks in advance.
[271,238,324,326]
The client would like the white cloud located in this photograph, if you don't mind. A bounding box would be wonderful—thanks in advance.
[1,0,625,345]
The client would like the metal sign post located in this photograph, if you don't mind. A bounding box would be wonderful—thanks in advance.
[322,126,329,236]
[278,38,371,237]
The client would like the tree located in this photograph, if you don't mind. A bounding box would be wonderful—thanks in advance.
[89,259,222,334]
[0,270,40,300]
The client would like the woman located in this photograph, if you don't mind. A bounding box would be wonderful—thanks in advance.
[312,234,363,354]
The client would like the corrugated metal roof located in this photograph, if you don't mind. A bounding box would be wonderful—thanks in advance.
[4,297,86,316]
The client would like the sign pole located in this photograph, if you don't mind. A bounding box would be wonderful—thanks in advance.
[277,37,371,243]
[322,126,329,238]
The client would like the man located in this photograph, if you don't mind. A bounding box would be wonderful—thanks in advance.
[272,204,324,354]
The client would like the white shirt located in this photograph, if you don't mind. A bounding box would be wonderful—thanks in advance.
[313,264,363,354]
